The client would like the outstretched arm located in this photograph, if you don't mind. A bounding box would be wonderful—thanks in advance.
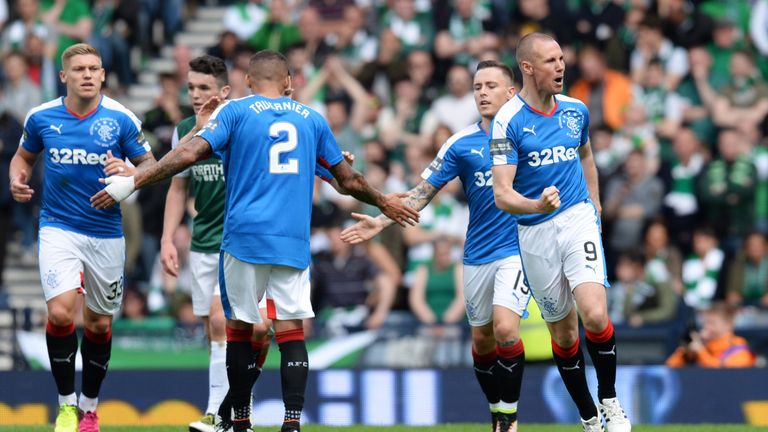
[330,160,420,227]
[91,97,221,209]
[340,180,440,244]
[90,137,212,209]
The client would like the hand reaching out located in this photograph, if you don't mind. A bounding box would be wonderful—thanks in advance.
[339,212,384,244]
[195,96,222,130]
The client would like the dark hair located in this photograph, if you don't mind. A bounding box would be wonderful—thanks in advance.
[638,15,663,31]
[476,60,515,86]
[189,55,229,87]
[618,249,645,266]
[248,50,290,82]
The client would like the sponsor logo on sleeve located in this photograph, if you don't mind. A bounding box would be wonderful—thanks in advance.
[489,139,513,156]
[203,119,219,133]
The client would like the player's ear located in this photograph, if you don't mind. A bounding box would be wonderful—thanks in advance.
[284,75,292,93]
[220,85,232,99]
[59,69,66,83]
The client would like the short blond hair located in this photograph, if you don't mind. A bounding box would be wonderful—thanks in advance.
[62,43,101,68]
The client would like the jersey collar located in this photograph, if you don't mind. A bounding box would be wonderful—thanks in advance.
[518,94,558,117]
[64,95,102,120]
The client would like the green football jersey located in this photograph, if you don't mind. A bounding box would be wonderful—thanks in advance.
[174,116,225,253]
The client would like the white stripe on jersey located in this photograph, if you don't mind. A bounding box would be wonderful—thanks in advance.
[491,96,525,166]
[22,98,63,128]
[421,123,481,179]
[207,99,233,120]
[102,96,144,132]
[554,94,587,107]
[20,98,64,147]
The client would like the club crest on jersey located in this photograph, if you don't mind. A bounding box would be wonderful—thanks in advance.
[90,117,121,147]
[558,108,584,139]
[44,269,59,290]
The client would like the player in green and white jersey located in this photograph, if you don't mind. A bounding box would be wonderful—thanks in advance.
[160,55,232,432]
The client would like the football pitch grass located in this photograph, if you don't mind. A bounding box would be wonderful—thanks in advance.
[2,425,768,431]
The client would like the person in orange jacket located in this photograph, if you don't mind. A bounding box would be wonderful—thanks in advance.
[666,302,756,368]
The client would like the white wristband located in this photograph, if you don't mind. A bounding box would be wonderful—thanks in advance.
[103,175,136,202]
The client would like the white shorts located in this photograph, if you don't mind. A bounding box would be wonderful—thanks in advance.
[38,226,125,315]
[189,251,221,317]
[517,201,608,322]
[219,251,313,324]
[463,255,531,326]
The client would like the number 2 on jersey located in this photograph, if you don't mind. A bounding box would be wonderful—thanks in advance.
[269,122,298,174]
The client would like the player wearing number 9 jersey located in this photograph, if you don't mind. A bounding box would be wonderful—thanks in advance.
[91,50,419,432]
[490,33,630,432]
[340,60,530,432]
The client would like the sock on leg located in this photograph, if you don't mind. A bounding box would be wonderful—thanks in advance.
[585,320,617,401]
[226,327,255,431]
[277,328,307,430]
[206,341,228,415]
[472,347,501,406]
[552,338,597,420]
[496,339,525,422]
[80,328,112,403]
[46,321,78,400]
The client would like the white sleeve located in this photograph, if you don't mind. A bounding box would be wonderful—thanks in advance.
[172,126,191,178]
[751,0,768,55]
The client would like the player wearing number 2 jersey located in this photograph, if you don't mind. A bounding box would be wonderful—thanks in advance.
[490,33,631,432]
[10,43,155,432]
[341,60,528,432]
[91,50,419,432]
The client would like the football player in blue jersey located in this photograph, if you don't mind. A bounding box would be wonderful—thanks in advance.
[91,50,419,432]
[340,60,527,432]
[9,43,155,432]
[490,33,631,432]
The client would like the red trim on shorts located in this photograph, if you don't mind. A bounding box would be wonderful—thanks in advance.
[84,328,112,344]
[266,299,277,320]
[46,320,75,337]
[275,328,304,344]
[585,320,614,344]
[226,327,252,342]
[471,347,497,364]
[497,339,525,359]
[552,338,580,358]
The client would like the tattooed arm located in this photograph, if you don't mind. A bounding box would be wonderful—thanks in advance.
[90,137,211,209]
[134,137,211,189]
[330,160,420,227]
[340,179,440,244]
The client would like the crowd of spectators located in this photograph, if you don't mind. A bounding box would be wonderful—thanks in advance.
[0,0,767,365]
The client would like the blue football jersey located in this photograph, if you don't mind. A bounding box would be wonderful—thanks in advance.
[197,95,343,270]
[491,94,590,226]
[421,122,519,265]
[20,96,150,238]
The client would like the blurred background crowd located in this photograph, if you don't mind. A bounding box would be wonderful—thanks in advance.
[0,0,767,368]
